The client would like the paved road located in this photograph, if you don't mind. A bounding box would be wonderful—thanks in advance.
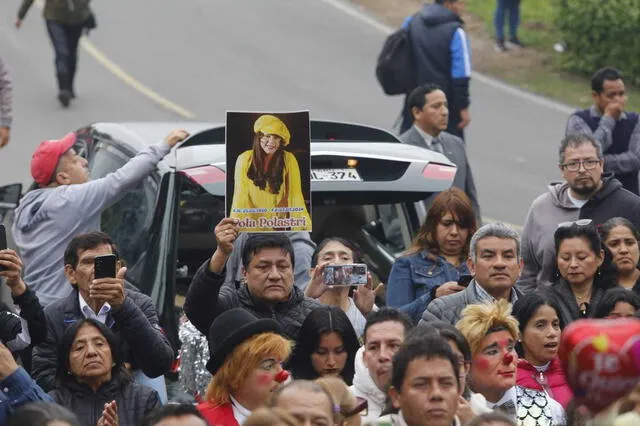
[0,0,574,225]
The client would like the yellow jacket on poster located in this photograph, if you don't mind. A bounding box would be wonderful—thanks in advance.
[230,150,311,231]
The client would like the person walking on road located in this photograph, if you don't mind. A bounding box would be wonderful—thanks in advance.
[16,0,96,108]
[566,67,640,195]
[400,0,472,139]
[0,56,12,148]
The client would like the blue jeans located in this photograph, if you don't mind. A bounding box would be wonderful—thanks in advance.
[45,20,84,91]
[494,0,521,41]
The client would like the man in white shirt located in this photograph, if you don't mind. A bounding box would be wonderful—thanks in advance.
[350,308,413,423]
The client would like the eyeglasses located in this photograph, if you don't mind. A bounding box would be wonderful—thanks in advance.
[560,159,601,172]
[557,219,593,228]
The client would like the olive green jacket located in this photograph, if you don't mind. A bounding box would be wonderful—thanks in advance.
[18,0,91,25]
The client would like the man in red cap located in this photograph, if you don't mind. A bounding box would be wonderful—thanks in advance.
[12,129,189,306]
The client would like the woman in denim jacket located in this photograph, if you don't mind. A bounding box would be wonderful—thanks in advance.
[387,188,477,323]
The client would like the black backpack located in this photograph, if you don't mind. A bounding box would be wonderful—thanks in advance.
[375,18,417,96]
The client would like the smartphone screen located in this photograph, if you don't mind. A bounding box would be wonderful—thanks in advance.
[94,254,117,279]
[323,263,368,286]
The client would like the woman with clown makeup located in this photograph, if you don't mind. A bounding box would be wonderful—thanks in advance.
[196,308,293,426]
[456,300,566,426]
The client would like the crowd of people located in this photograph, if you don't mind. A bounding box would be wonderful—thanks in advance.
[3,1,640,425]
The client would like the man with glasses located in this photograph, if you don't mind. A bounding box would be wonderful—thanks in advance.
[518,133,640,292]
[566,67,640,195]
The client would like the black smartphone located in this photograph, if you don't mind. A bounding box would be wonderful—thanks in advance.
[457,274,473,287]
[0,224,6,272]
[94,254,117,279]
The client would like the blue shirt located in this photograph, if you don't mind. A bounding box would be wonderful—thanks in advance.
[0,367,52,423]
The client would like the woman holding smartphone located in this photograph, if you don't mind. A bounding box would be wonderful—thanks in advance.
[387,188,477,323]
[305,238,380,337]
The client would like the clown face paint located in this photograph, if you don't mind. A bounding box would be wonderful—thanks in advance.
[470,330,518,403]
[235,357,286,409]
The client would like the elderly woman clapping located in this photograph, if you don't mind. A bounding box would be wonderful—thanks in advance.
[50,318,161,426]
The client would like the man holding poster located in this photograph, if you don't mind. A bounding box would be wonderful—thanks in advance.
[227,112,312,232]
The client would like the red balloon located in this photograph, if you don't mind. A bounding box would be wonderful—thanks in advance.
[558,318,640,413]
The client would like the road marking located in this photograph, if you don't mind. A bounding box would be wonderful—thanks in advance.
[321,0,575,115]
[34,0,196,119]
[79,38,196,119]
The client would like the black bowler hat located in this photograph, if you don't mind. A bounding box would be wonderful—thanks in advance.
[206,308,282,375]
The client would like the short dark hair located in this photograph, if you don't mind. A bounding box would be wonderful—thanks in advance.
[311,237,363,267]
[466,411,517,426]
[592,287,640,318]
[363,308,413,344]
[391,335,460,391]
[407,84,444,116]
[413,321,471,362]
[141,404,206,426]
[56,318,130,388]
[7,402,81,426]
[592,67,624,93]
[558,133,603,165]
[64,231,119,269]
[241,233,295,269]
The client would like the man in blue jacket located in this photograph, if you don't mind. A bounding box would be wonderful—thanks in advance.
[400,0,472,140]
[12,129,189,306]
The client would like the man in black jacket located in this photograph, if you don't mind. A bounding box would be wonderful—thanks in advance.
[184,218,321,340]
[0,249,46,358]
[32,232,175,392]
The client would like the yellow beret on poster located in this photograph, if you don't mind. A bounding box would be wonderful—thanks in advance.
[253,115,291,145]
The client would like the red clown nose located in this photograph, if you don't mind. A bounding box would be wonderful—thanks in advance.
[503,353,514,364]
[274,370,290,383]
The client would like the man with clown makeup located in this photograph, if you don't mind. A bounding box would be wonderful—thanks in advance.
[196,308,292,426]
[456,300,566,425]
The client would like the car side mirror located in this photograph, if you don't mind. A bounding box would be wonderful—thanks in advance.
[0,183,22,210]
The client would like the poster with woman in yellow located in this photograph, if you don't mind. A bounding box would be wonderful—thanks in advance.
[226,111,312,232]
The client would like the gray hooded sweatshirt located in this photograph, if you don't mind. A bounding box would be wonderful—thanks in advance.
[517,181,578,293]
[12,142,171,306]
[518,174,640,293]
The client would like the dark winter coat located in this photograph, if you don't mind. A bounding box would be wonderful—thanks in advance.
[184,261,322,339]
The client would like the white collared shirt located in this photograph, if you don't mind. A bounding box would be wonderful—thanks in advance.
[78,293,111,324]
[230,395,251,425]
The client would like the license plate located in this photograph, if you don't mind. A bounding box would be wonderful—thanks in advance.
[311,168,362,182]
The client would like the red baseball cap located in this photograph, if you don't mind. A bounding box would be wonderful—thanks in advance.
[31,132,78,186]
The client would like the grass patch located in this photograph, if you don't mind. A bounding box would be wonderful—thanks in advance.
[465,0,558,49]
[463,0,640,111]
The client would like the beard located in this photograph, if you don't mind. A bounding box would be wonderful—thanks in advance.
[570,176,599,196]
